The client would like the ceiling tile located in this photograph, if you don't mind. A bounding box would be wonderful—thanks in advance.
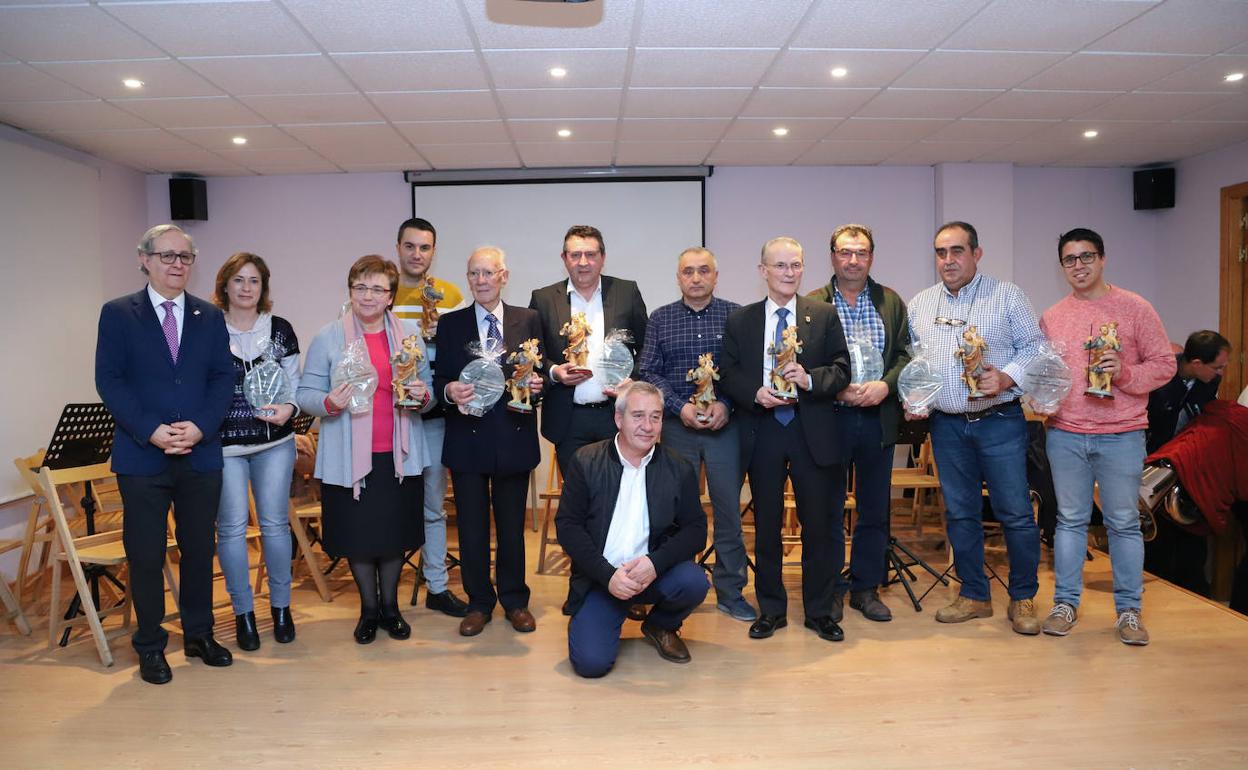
[630,48,778,88]
[97,146,242,173]
[32,58,222,100]
[0,5,163,61]
[722,117,841,141]
[764,49,928,88]
[826,117,952,141]
[506,119,616,142]
[101,1,317,57]
[741,88,879,118]
[112,96,266,129]
[1077,91,1233,121]
[619,118,731,141]
[637,0,811,47]
[217,146,327,165]
[969,90,1119,119]
[973,142,1080,165]
[892,51,1068,90]
[170,125,304,151]
[1137,54,1248,92]
[1133,120,1248,145]
[1180,95,1248,121]
[0,99,152,131]
[395,120,510,144]
[248,160,343,175]
[625,88,752,118]
[515,140,614,166]
[369,90,501,121]
[464,0,634,49]
[0,62,91,101]
[926,118,1056,142]
[706,139,818,165]
[792,0,989,49]
[483,48,629,89]
[333,52,489,92]
[614,141,716,165]
[1019,52,1202,92]
[183,55,355,96]
[417,143,520,169]
[240,93,384,124]
[794,139,916,165]
[941,0,1156,51]
[855,88,1001,119]
[1058,140,1194,167]
[280,123,424,165]
[1088,0,1248,56]
[282,0,473,52]
[497,88,622,119]
[881,140,1009,165]
[34,128,199,154]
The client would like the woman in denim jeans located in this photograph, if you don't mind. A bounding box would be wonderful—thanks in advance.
[214,252,301,651]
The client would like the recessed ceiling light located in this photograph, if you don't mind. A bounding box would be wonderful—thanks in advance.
[232,136,247,145]
[557,128,572,138]
[1083,129,1099,139]
[1226,72,1245,83]
[830,67,848,79]
[122,78,144,89]
[549,67,567,79]
[772,127,789,137]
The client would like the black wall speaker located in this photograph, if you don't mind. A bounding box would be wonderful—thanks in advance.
[1133,168,1175,210]
[169,177,208,221]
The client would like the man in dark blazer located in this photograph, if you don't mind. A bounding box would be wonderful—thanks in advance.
[555,381,708,678]
[94,224,235,685]
[434,247,545,637]
[528,225,648,478]
[719,236,851,643]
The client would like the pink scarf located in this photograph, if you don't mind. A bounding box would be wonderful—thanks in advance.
[343,309,411,499]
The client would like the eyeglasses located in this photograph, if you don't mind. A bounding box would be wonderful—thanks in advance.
[1059,251,1100,268]
[350,284,391,298]
[467,269,501,281]
[148,250,196,265]
[764,261,803,274]
[565,250,601,261]
[833,249,871,260]
[934,317,967,327]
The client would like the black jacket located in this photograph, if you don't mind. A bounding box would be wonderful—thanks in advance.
[1146,354,1222,453]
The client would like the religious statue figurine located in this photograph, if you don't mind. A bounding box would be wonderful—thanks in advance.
[767,325,802,401]
[686,351,720,423]
[1083,321,1121,399]
[955,325,989,399]
[560,311,593,374]
[506,338,543,413]
[419,276,443,341]
[390,334,425,407]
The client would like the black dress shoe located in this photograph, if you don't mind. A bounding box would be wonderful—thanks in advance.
[138,650,172,685]
[379,610,412,640]
[184,635,234,666]
[804,615,845,642]
[850,589,893,622]
[354,616,379,645]
[271,606,296,643]
[424,589,469,618]
[831,593,844,623]
[234,611,260,651]
[748,614,788,639]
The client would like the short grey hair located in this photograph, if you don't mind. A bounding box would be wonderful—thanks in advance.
[678,246,717,272]
[761,236,803,264]
[469,245,507,270]
[137,224,195,256]
[613,380,663,415]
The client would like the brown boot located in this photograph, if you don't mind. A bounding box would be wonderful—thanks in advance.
[1008,599,1042,635]
[935,595,993,623]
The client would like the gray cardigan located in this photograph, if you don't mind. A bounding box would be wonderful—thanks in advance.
[296,316,435,488]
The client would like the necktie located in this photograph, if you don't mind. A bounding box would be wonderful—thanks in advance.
[485,313,502,347]
[160,300,179,364]
[773,308,794,426]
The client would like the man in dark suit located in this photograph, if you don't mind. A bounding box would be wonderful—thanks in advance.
[555,381,708,678]
[528,225,648,478]
[94,224,235,684]
[719,236,851,643]
[434,247,545,637]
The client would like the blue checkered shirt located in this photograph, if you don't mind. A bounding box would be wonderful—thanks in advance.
[907,272,1044,414]
[639,296,741,417]
[831,276,886,354]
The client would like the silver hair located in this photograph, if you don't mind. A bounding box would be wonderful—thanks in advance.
[137,224,195,255]
[613,380,663,416]
[678,246,717,272]
[469,245,507,270]
[760,236,803,264]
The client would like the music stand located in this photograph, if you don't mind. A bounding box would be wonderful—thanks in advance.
[882,417,950,611]
[41,403,123,646]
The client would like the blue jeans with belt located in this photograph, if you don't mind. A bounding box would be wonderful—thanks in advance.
[929,403,1039,602]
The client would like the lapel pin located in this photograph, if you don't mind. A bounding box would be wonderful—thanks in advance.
[192,309,201,316]
[804,315,811,323]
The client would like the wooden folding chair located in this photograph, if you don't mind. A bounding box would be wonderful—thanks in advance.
[0,568,31,635]
[891,436,943,528]
[535,457,566,575]
[289,499,333,602]
[9,450,57,609]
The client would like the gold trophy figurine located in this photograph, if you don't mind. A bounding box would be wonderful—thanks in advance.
[390,335,425,407]
[1083,321,1120,399]
[506,338,543,413]
[419,276,443,341]
[560,311,593,375]
[686,352,720,423]
[768,325,802,401]
[955,325,989,400]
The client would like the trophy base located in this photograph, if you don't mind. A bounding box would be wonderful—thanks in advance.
[1084,389,1114,400]
[396,399,423,409]
[507,401,533,413]
[770,389,798,402]
[252,407,276,418]
[566,366,593,377]
[967,393,988,401]
[695,412,710,424]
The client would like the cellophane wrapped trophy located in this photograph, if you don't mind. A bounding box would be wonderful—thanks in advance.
[847,324,885,385]
[458,337,507,417]
[331,337,379,415]
[1022,340,1073,414]
[594,329,634,391]
[243,338,293,418]
[897,342,943,417]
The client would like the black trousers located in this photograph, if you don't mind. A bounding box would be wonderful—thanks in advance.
[747,415,844,618]
[117,456,221,653]
[452,470,532,614]
[553,404,617,478]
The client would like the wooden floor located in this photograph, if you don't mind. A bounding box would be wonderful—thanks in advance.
[3,532,1248,769]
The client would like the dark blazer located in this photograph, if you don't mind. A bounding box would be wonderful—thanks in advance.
[1146,355,1222,453]
[719,295,851,468]
[432,303,543,476]
[95,289,234,475]
[528,275,648,445]
[555,439,707,616]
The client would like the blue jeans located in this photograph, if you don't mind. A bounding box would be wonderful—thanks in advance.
[1047,428,1146,612]
[218,438,296,614]
[421,417,450,592]
[660,416,747,603]
[930,404,1039,602]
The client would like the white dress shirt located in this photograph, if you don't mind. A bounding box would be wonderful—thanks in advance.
[147,284,185,341]
[473,301,505,348]
[567,279,607,404]
[761,295,799,389]
[601,435,655,568]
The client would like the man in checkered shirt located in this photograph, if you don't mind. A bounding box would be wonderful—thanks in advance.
[906,221,1045,635]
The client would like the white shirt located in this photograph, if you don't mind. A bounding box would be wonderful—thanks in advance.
[601,434,655,568]
[761,295,798,389]
[473,302,505,348]
[147,284,185,341]
[567,279,607,404]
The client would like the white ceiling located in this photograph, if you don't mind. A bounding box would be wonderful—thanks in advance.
[0,0,1245,176]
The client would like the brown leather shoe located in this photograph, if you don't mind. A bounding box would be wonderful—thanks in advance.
[505,607,536,633]
[641,620,691,664]
[458,611,491,637]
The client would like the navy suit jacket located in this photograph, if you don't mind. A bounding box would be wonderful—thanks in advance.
[432,303,543,476]
[95,288,235,475]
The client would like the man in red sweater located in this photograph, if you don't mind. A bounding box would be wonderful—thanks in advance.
[1037,227,1175,646]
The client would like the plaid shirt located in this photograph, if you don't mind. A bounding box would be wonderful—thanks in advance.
[639,296,741,417]
[831,276,887,354]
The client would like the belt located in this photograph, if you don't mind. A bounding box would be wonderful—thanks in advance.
[941,398,1019,422]
[573,400,612,410]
